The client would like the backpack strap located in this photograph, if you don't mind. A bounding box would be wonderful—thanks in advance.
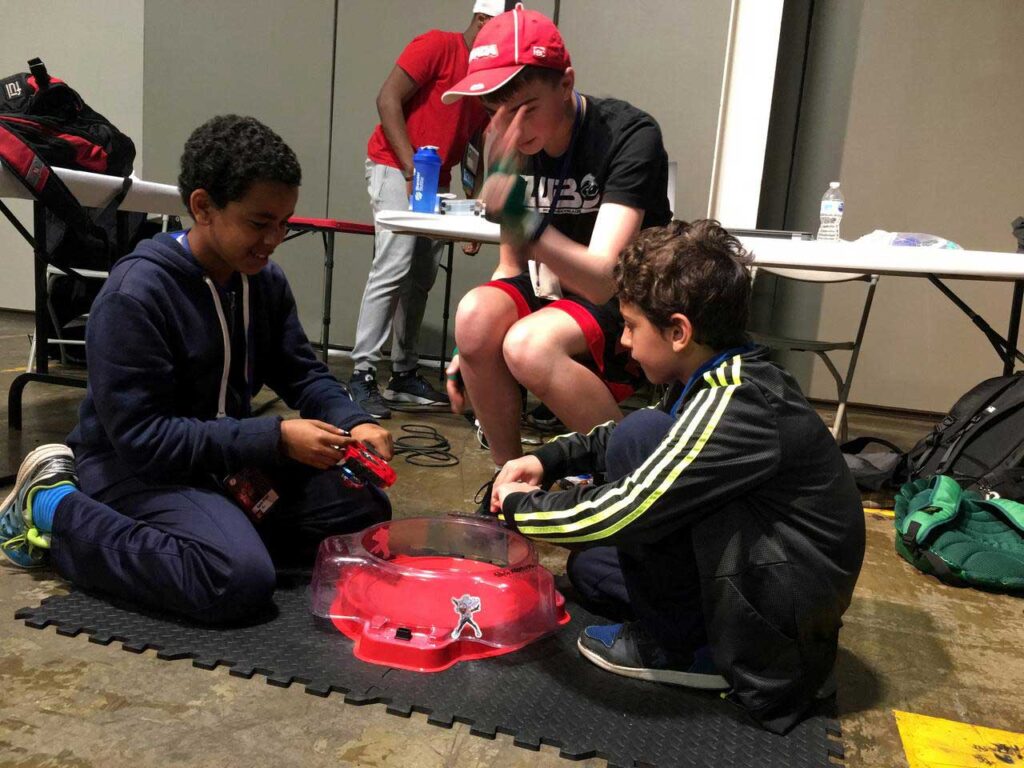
[841,435,904,455]
[897,475,963,553]
[27,58,50,91]
[976,497,1024,535]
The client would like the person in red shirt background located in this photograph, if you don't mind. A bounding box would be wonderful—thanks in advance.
[349,1,500,418]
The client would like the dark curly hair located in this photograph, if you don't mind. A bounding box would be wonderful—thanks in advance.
[614,219,753,350]
[178,115,301,215]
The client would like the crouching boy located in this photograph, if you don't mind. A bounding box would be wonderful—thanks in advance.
[490,220,865,733]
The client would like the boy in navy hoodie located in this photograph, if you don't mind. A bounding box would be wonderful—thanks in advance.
[0,115,393,623]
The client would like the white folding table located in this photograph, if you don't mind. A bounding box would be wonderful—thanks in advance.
[375,210,1024,377]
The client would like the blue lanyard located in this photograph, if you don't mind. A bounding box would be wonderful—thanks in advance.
[670,343,756,418]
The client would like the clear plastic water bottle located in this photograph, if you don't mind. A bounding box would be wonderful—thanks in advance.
[817,181,845,241]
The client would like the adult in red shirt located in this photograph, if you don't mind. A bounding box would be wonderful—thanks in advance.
[349,1,497,418]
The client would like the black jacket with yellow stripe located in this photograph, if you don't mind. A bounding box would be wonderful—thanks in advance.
[501,344,865,733]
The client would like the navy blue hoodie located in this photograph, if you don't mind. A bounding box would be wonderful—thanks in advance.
[68,232,376,494]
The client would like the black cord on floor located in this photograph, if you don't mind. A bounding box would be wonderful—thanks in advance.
[393,423,459,467]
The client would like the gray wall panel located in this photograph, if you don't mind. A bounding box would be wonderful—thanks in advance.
[558,0,731,222]
[143,0,336,336]
[770,0,1024,411]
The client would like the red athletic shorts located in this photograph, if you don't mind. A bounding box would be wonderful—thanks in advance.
[485,272,645,402]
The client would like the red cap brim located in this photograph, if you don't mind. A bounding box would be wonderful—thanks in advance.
[441,64,525,104]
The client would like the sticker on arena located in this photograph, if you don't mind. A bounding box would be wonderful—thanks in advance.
[450,594,482,639]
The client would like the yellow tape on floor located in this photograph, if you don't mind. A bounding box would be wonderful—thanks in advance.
[865,506,895,518]
[895,710,1024,767]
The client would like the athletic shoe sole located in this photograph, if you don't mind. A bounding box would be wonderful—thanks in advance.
[0,444,74,568]
[577,637,730,690]
[382,389,449,406]
[0,444,75,522]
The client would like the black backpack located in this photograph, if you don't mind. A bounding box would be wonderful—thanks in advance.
[901,374,1024,500]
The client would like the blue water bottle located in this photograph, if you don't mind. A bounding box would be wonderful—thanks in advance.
[411,146,441,213]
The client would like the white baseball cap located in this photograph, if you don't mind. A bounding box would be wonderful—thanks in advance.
[473,0,505,17]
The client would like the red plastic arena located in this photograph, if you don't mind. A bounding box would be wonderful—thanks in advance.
[310,517,569,672]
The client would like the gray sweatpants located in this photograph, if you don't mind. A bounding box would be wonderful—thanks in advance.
[351,159,444,374]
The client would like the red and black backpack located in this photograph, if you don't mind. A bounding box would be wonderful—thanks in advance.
[0,57,139,272]
[0,57,135,176]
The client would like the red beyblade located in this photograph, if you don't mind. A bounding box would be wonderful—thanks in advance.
[337,444,396,489]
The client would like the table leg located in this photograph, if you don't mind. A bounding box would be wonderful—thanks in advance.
[439,241,454,386]
[33,202,48,376]
[320,231,335,364]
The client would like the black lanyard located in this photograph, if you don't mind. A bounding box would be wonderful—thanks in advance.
[532,90,583,226]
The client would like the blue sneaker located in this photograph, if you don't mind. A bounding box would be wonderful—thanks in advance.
[0,444,78,568]
[383,369,449,407]
[577,622,729,690]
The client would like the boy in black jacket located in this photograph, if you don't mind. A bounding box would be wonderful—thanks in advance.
[490,220,865,733]
[0,116,392,623]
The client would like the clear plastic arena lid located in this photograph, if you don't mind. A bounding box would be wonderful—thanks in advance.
[310,516,570,672]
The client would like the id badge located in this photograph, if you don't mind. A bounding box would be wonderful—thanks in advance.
[529,259,563,300]
[462,142,481,197]
[224,467,279,523]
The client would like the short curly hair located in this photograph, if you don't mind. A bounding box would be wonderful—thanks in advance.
[178,115,301,215]
[614,219,753,350]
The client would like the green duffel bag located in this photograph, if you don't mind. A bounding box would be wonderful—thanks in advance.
[895,475,1024,592]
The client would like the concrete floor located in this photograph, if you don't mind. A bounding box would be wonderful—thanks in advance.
[1,310,1022,768]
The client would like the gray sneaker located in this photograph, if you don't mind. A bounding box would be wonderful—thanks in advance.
[348,370,391,419]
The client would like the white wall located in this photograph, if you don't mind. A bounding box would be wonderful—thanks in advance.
[0,0,144,311]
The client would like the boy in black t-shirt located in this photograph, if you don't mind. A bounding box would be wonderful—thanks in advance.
[441,4,672,471]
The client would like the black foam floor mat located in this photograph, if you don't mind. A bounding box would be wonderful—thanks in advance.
[16,585,843,768]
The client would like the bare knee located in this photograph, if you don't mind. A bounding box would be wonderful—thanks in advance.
[503,323,562,391]
[455,287,516,359]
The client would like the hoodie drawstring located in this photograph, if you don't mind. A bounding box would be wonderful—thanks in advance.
[203,273,250,419]
[204,277,231,419]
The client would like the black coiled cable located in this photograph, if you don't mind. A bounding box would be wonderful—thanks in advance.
[393,423,459,467]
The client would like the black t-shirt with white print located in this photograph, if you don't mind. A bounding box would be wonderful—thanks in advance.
[525,94,672,246]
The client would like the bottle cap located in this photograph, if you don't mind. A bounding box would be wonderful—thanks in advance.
[829,181,840,188]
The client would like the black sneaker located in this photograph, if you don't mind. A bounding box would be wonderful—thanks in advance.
[384,369,450,407]
[524,403,564,431]
[577,621,729,690]
[348,370,391,419]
